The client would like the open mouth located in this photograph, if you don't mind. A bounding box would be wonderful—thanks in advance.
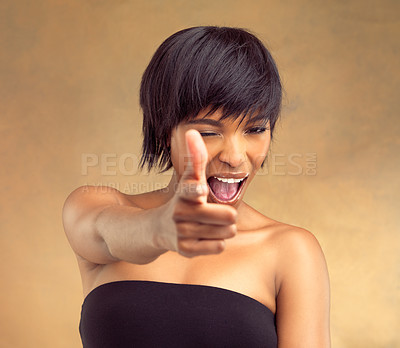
[207,175,248,203]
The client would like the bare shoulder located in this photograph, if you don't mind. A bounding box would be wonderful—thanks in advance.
[262,219,328,280]
[245,207,329,293]
[246,204,325,259]
[243,205,323,251]
[63,185,139,209]
[257,218,331,347]
[62,185,143,264]
[269,221,325,257]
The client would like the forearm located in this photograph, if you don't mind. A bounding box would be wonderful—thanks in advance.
[95,204,170,264]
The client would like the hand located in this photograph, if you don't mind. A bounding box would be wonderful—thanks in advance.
[162,129,237,258]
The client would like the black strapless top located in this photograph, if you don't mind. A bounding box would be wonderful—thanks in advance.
[80,280,277,347]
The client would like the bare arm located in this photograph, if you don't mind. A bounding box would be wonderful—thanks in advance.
[62,185,169,265]
[275,228,331,348]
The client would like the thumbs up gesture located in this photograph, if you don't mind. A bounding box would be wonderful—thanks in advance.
[178,129,210,204]
[161,130,237,258]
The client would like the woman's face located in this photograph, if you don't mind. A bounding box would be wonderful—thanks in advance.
[170,108,271,207]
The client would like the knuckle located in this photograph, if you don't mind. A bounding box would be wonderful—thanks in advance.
[228,224,237,236]
[177,239,193,254]
[172,204,186,222]
[214,240,226,253]
[226,208,237,224]
[176,223,192,237]
[183,252,197,259]
[181,181,196,195]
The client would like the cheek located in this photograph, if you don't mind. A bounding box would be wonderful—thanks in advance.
[169,134,181,172]
[254,154,266,170]
[169,146,178,171]
[252,138,271,169]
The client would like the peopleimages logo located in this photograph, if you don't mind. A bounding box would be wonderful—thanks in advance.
[81,152,318,177]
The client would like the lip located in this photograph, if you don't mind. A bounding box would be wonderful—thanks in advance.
[207,174,249,205]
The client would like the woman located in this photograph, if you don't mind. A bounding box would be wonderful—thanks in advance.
[63,26,330,347]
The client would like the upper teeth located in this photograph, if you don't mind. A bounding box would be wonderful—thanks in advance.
[214,177,245,183]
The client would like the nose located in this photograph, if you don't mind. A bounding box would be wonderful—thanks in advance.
[218,136,246,168]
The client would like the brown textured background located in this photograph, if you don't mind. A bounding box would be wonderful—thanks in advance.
[1,0,399,347]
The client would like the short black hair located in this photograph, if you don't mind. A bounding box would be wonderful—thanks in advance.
[139,26,282,172]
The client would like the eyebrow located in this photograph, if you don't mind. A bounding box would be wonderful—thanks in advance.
[185,118,270,128]
[185,119,222,127]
